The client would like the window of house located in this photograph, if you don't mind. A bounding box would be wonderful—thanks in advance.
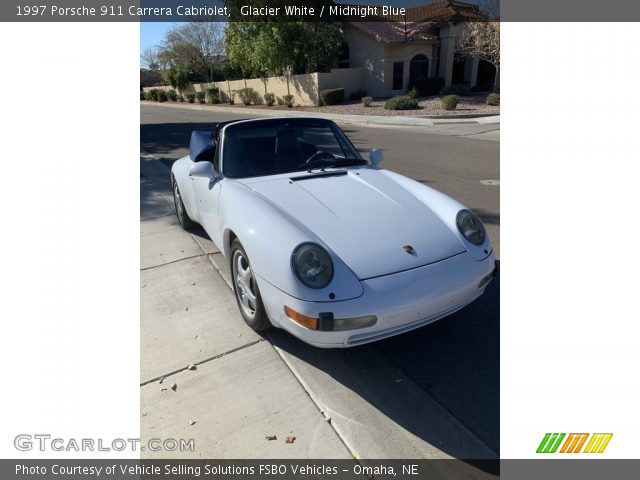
[392,61,404,90]
[409,54,429,85]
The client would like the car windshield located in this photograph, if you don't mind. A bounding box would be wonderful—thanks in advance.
[222,119,365,178]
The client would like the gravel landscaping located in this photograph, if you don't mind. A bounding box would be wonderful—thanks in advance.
[199,93,499,117]
[143,92,499,117]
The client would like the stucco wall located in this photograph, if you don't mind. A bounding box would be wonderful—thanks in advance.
[144,68,367,107]
[344,26,440,97]
[383,43,437,94]
[317,67,364,99]
[343,27,387,97]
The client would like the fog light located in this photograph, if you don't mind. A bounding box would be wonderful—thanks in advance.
[333,315,377,331]
[478,270,494,289]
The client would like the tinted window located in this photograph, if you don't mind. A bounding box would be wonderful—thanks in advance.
[222,121,361,178]
[393,61,404,90]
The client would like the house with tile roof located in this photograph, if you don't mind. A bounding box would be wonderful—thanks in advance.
[339,0,498,97]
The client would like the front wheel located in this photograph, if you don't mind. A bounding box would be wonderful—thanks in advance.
[230,239,272,331]
[172,177,196,230]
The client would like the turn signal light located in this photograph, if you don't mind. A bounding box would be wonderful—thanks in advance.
[284,306,318,330]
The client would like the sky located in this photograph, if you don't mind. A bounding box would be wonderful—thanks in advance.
[139,0,486,64]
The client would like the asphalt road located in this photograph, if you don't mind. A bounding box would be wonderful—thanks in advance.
[140,103,500,456]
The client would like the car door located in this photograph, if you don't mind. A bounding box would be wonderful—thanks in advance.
[191,142,224,249]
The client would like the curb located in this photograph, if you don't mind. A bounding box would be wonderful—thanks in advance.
[140,101,500,127]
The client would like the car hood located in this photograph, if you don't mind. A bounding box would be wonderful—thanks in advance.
[242,169,465,279]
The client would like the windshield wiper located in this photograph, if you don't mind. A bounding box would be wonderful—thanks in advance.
[306,152,367,172]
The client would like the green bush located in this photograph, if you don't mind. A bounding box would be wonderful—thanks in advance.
[195,91,206,104]
[206,87,220,104]
[186,92,196,103]
[237,87,258,105]
[439,84,471,97]
[485,93,500,106]
[147,89,159,101]
[350,89,367,101]
[229,91,236,105]
[319,88,344,106]
[167,90,178,101]
[264,92,275,106]
[384,95,419,110]
[178,93,185,102]
[406,86,420,99]
[140,91,147,101]
[441,94,459,110]
[283,94,294,108]
[157,90,168,102]
[361,96,373,107]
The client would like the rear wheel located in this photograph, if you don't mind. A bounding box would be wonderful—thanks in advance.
[231,239,272,331]
[172,177,196,230]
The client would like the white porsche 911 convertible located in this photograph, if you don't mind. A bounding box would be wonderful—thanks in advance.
[171,117,496,348]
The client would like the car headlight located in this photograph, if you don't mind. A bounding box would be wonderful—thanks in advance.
[456,209,486,245]
[292,243,334,289]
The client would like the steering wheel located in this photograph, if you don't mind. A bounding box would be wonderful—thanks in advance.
[298,151,335,169]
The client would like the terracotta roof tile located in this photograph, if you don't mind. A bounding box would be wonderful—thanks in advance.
[346,0,486,44]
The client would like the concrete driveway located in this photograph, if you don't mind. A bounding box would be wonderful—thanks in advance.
[140,104,499,460]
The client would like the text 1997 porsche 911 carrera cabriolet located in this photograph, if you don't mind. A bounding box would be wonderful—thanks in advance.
[171,117,496,348]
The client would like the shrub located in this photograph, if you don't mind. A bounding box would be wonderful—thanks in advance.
[206,87,220,104]
[384,95,419,110]
[264,92,275,106]
[237,87,258,105]
[441,94,459,110]
[319,88,344,106]
[485,93,500,106]
[409,77,444,96]
[350,89,367,101]
[229,91,236,105]
[186,92,196,103]
[167,90,178,101]
[147,89,159,101]
[178,93,185,102]
[140,91,147,101]
[361,96,373,107]
[439,84,471,97]
[195,91,206,104]
[406,86,420,99]
[157,90,168,102]
[283,94,294,108]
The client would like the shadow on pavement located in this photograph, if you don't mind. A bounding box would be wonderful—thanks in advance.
[267,265,500,459]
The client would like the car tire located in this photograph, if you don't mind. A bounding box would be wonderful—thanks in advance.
[172,177,196,231]
[230,239,272,332]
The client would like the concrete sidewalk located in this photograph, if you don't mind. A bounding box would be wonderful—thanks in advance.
[140,101,499,129]
[140,152,496,460]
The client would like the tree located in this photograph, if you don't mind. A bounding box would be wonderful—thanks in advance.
[456,21,500,91]
[163,65,190,92]
[141,46,161,71]
[225,21,343,77]
[158,22,225,82]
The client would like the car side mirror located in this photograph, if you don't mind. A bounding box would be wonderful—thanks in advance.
[189,161,216,179]
[369,148,383,167]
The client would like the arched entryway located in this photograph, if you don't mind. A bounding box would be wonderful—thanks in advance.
[409,54,429,86]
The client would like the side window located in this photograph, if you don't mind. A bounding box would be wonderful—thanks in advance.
[392,61,404,90]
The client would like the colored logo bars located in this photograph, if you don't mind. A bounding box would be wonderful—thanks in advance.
[536,433,613,453]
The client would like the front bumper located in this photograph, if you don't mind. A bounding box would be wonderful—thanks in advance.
[257,251,496,348]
